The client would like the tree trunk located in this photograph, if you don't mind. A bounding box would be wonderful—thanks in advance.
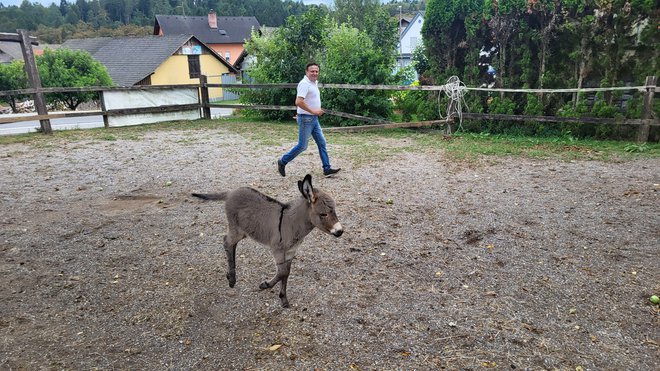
[538,10,558,103]
[539,42,547,101]
[574,36,590,108]
[498,42,506,99]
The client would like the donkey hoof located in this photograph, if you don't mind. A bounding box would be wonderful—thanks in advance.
[226,273,236,288]
[259,281,270,290]
[280,299,289,308]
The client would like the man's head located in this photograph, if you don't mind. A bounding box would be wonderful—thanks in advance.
[305,63,320,82]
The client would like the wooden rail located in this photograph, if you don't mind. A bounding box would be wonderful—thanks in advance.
[2,80,658,140]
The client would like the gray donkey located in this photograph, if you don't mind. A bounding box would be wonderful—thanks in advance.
[192,174,343,307]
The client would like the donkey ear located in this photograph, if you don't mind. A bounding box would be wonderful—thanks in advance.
[298,174,315,203]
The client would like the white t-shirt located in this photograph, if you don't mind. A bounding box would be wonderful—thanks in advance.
[296,76,321,115]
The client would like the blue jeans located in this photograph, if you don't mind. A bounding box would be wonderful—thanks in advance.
[281,114,331,171]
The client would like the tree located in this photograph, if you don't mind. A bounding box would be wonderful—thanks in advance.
[320,23,398,124]
[242,5,398,125]
[333,0,380,29]
[362,5,399,60]
[422,0,483,82]
[241,7,329,120]
[37,48,113,110]
[0,60,29,113]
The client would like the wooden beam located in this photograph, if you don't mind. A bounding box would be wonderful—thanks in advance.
[461,113,658,126]
[325,119,451,132]
[0,111,102,124]
[637,76,657,143]
[199,75,211,119]
[0,32,38,44]
[104,104,201,116]
[18,29,50,134]
[0,84,201,97]
[208,103,296,111]
[0,104,201,125]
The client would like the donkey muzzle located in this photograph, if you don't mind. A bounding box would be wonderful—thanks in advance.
[331,223,344,237]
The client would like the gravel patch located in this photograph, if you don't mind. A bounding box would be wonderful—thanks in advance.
[1,127,658,370]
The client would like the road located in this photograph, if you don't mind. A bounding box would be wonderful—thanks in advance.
[0,108,234,136]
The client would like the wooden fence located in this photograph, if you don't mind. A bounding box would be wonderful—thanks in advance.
[1,78,658,141]
[1,31,658,141]
[204,78,658,142]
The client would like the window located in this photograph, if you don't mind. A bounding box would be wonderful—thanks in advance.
[225,52,231,62]
[188,55,200,78]
[410,37,418,49]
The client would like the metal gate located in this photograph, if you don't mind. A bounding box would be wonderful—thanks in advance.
[221,74,240,101]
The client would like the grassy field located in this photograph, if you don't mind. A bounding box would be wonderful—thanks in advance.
[1,117,658,163]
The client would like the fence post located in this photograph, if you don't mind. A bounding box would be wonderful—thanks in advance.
[18,29,51,134]
[199,75,211,119]
[637,76,656,143]
[99,91,109,128]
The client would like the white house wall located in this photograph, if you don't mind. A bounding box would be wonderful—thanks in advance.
[400,14,424,55]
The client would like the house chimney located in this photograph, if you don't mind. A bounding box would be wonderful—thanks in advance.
[208,10,217,29]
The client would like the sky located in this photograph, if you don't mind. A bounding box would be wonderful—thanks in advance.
[2,0,336,7]
[1,0,53,6]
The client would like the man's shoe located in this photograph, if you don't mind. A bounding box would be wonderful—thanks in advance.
[277,159,286,177]
[323,168,341,177]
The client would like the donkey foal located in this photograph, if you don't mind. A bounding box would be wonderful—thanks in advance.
[192,174,343,307]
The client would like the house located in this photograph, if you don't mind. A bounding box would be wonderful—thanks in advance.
[61,35,238,100]
[0,41,50,64]
[398,15,412,35]
[0,41,23,64]
[397,11,424,72]
[153,11,260,66]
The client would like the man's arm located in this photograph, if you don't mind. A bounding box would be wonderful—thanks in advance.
[295,96,324,116]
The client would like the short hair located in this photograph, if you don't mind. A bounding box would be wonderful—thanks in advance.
[306,62,319,71]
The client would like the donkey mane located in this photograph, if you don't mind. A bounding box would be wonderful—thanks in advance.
[245,187,287,208]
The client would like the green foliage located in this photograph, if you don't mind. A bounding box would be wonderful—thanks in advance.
[488,96,515,114]
[624,143,649,153]
[332,0,380,29]
[241,8,329,120]
[362,6,399,61]
[320,23,397,125]
[37,48,113,110]
[524,94,543,116]
[422,0,484,82]
[242,7,398,126]
[411,44,429,79]
[418,0,659,140]
[392,81,440,122]
[0,60,29,113]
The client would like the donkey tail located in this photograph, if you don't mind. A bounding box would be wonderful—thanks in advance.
[191,192,228,201]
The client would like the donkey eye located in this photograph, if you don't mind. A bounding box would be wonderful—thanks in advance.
[320,213,328,217]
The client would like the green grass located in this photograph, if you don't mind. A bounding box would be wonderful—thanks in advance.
[1,118,658,164]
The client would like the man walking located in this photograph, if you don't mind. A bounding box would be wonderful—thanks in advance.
[277,63,340,177]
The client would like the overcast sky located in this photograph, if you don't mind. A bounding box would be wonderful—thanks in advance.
[1,0,334,7]
[2,0,54,6]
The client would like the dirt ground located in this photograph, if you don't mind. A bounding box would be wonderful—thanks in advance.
[1,125,658,370]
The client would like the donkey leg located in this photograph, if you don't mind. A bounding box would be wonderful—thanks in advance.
[259,261,292,307]
[223,232,244,288]
[258,265,282,290]
[278,260,293,308]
